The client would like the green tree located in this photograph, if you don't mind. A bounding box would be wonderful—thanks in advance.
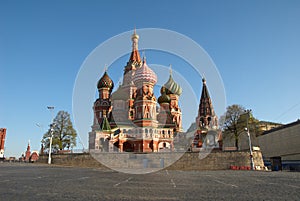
[42,111,77,152]
[219,104,259,150]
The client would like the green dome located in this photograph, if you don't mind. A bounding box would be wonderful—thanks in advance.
[158,92,170,104]
[164,74,182,96]
[111,86,128,101]
[97,72,114,90]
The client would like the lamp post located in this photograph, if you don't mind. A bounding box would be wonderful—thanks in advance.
[47,106,54,164]
[244,109,255,170]
[36,123,45,155]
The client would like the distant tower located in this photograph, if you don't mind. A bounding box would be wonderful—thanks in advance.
[0,128,6,159]
[25,141,31,162]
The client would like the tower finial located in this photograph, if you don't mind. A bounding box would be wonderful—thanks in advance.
[131,27,139,42]
[142,51,146,62]
[104,64,108,72]
[202,74,206,84]
[169,64,172,75]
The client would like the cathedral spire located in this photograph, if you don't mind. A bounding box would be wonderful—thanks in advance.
[129,28,141,63]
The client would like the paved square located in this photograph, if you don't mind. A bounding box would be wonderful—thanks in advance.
[0,163,299,200]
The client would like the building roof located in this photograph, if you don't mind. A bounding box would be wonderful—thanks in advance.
[262,119,300,135]
[100,116,112,132]
[111,86,128,100]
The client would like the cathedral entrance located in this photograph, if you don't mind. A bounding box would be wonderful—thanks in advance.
[158,141,171,152]
[123,141,134,152]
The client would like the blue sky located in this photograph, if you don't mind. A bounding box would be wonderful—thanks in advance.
[1,0,300,157]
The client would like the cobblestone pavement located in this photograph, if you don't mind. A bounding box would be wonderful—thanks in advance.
[0,163,299,201]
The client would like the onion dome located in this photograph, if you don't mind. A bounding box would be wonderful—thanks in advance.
[111,86,128,101]
[158,87,171,104]
[97,71,114,91]
[164,74,182,96]
[133,58,157,85]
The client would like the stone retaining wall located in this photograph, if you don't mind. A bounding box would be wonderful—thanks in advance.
[37,150,264,171]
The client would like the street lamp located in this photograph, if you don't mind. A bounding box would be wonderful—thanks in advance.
[47,106,55,164]
[36,123,45,155]
[244,109,255,170]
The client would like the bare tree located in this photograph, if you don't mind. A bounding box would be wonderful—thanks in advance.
[220,104,256,150]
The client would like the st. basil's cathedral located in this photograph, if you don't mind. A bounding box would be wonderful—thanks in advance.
[89,30,221,153]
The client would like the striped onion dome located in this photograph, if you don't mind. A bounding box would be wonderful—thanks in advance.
[133,58,157,85]
[164,74,182,96]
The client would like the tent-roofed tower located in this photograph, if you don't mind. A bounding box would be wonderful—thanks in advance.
[192,78,221,150]
[123,28,142,87]
[25,141,31,162]
[196,78,218,129]
[119,29,143,121]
